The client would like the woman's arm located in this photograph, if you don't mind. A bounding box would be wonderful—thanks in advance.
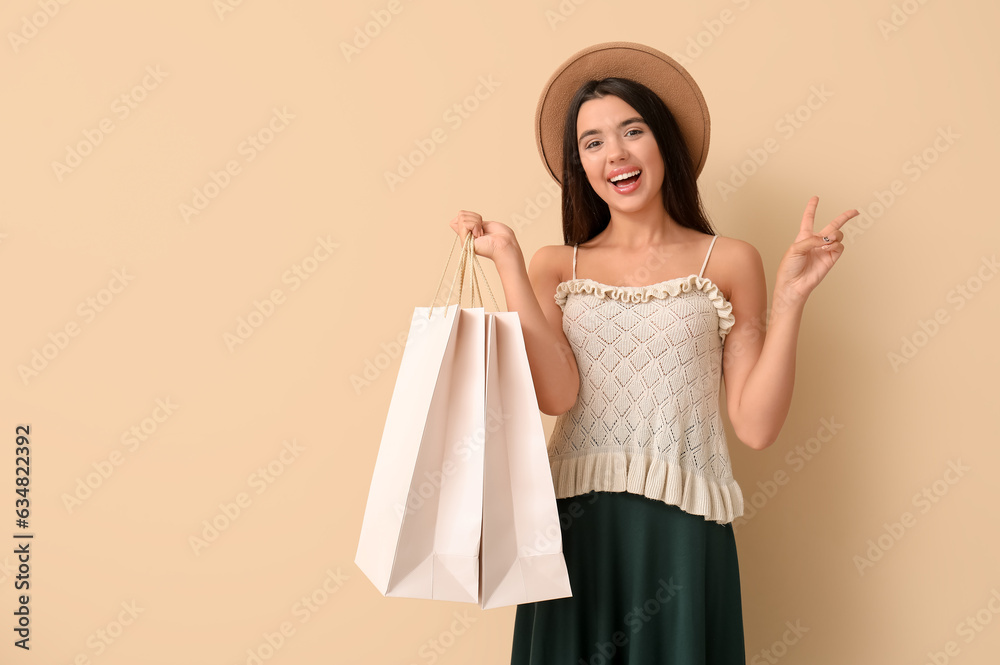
[722,244,804,450]
[721,197,857,450]
[494,244,580,416]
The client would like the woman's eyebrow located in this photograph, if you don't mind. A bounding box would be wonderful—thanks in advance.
[578,116,645,143]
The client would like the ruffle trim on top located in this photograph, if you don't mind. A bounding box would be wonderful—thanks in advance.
[549,448,745,525]
[554,275,735,341]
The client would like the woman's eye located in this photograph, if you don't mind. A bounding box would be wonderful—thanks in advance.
[626,128,642,137]
[584,140,600,150]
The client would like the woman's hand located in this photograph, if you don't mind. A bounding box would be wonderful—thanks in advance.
[449,210,520,264]
[774,196,859,307]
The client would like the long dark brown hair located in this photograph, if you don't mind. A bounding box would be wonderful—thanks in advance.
[560,77,716,245]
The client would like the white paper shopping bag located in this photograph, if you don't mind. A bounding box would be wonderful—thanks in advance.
[480,311,573,609]
[357,230,572,608]
[355,240,487,602]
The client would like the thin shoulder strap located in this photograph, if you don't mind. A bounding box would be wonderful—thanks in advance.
[572,243,578,280]
[698,235,718,278]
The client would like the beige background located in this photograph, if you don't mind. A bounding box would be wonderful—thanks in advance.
[2,0,998,663]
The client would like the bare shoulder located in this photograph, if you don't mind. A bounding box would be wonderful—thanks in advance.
[712,235,761,265]
[706,235,764,301]
[528,243,574,285]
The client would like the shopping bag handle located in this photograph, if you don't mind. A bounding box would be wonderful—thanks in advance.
[426,232,501,317]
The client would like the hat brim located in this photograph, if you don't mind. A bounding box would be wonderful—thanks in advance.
[534,41,710,185]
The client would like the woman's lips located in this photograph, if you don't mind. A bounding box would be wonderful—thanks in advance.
[610,172,641,194]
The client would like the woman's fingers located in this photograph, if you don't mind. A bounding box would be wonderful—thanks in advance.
[823,209,860,237]
[450,210,484,240]
[799,197,860,242]
[799,195,820,236]
[815,211,857,249]
[818,228,844,244]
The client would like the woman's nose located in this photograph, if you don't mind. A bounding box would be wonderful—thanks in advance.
[606,137,628,161]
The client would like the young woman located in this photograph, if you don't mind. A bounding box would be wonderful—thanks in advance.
[449,42,857,665]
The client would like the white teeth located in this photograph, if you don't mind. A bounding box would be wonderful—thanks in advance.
[609,170,640,183]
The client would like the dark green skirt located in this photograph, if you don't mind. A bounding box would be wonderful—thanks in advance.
[510,491,745,665]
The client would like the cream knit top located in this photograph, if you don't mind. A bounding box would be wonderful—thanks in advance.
[548,235,744,524]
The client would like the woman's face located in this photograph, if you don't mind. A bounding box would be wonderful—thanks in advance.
[575,94,665,216]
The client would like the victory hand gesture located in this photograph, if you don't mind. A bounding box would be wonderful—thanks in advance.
[775,196,859,306]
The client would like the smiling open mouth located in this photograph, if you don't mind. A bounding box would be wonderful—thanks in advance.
[609,170,641,190]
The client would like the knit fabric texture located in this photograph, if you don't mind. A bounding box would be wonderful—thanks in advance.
[548,236,745,524]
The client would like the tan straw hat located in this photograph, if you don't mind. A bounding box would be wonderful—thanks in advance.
[534,41,711,185]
